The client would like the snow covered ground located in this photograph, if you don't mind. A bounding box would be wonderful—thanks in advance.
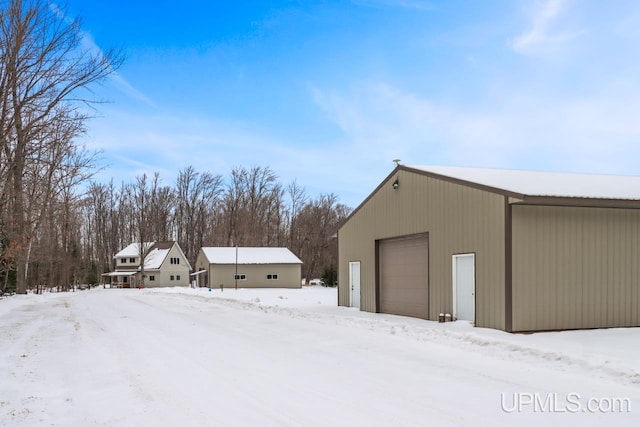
[1,286,638,426]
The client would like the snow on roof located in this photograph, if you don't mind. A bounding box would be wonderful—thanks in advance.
[103,271,137,276]
[408,165,640,200]
[144,248,170,270]
[115,242,154,258]
[202,247,302,265]
[114,242,174,270]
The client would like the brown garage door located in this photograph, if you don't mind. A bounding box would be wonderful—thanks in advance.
[379,235,429,319]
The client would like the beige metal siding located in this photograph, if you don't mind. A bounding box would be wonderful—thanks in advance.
[194,250,209,287]
[208,263,301,288]
[379,236,429,319]
[338,169,506,330]
[512,205,640,331]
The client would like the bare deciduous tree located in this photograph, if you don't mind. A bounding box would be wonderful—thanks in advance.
[175,166,223,266]
[294,193,350,279]
[147,173,174,242]
[133,173,149,288]
[0,0,122,293]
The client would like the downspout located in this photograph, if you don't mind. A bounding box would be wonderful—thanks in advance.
[504,196,513,332]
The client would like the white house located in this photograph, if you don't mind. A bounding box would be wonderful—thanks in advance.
[193,247,302,289]
[104,241,192,288]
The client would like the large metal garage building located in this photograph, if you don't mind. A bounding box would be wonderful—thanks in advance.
[338,165,640,332]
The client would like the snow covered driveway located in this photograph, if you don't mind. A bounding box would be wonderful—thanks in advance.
[1,287,638,426]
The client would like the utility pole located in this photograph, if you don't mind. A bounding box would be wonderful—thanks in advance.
[235,245,238,290]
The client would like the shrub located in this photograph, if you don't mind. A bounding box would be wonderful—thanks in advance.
[321,267,337,287]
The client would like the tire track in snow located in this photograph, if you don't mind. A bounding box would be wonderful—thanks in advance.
[0,296,79,426]
[133,291,477,426]
[148,290,640,387]
[75,292,325,426]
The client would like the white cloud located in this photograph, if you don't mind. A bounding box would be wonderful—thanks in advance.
[50,2,157,109]
[311,81,640,178]
[78,32,158,109]
[510,0,584,55]
[71,0,640,209]
[83,109,367,205]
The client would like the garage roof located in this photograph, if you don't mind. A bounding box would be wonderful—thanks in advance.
[201,247,302,265]
[408,165,640,200]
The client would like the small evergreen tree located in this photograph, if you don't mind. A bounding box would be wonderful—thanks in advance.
[321,266,337,287]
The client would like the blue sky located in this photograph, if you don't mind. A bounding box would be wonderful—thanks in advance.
[66,0,640,207]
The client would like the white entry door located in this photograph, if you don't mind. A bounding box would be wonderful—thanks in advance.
[349,261,361,309]
[453,254,475,322]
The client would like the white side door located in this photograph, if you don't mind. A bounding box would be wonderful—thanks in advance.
[453,254,475,322]
[349,261,361,309]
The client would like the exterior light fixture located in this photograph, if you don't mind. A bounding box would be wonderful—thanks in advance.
[392,178,399,190]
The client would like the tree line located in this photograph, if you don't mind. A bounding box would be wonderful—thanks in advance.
[0,1,350,294]
[81,166,350,288]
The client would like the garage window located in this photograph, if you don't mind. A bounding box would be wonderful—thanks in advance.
[266,274,279,280]
[234,274,247,281]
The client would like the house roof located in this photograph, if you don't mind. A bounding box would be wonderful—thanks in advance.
[114,242,154,258]
[406,165,640,200]
[102,271,137,277]
[114,241,192,270]
[201,247,303,265]
[144,247,171,270]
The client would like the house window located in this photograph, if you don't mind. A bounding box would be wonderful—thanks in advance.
[176,275,181,281]
[266,274,279,280]
[170,275,175,281]
[234,274,247,281]
[121,258,127,264]
[149,276,155,281]
[170,257,180,264]
[129,257,135,263]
